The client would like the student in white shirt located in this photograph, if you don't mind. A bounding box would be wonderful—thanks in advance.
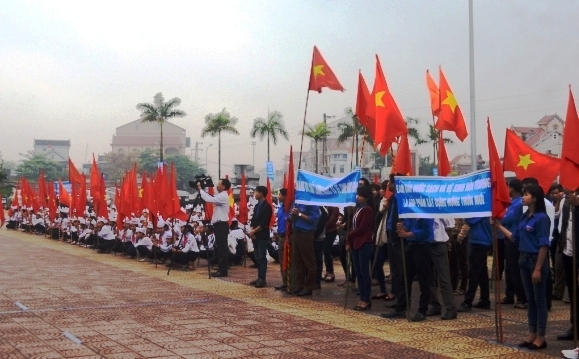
[171,224,199,268]
[135,227,154,261]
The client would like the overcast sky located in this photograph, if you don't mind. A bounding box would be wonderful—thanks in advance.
[1,0,578,177]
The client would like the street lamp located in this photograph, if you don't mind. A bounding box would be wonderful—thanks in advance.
[205,144,213,174]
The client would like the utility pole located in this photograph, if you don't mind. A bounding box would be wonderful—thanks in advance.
[194,142,203,163]
[469,0,477,172]
[251,141,256,168]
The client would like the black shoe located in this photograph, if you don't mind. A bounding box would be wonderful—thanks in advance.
[473,300,490,309]
[456,303,472,312]
[384,302,396,308]
[353,302,372,311]
[249,279,259,286]
[441,310,457,320]
[425,307,441,316]
[500,297,514,305]
[211,271,228,277]
[410,312,426,322]
[296,289,312,296]
[314,283,321,290]
[291,287,305,295]
[381,310,406,319]
[528,341,547,350]
[517,341,532,348]
[274,284,287,291]
[254,279,266,288]
[557,328,574,340]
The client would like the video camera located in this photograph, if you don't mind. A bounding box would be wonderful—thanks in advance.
[189,174,214,189]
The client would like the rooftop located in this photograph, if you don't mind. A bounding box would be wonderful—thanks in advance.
[34,139,71,147]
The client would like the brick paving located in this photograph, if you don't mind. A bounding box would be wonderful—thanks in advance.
[0,228,569,358]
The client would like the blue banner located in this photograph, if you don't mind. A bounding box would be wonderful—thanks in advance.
[394,169,492,219]
[54,181,72,197]
[266,161,275,181]
[295,169,361,206]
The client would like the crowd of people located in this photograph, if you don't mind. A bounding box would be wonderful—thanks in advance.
[4,174,579,351]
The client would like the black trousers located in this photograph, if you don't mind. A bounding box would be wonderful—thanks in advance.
[98,239,115,253]
[563,254,579,324]
[449,235,468,292]
[172,251,199,265]
[394,242,432,314]
[464,243,490,305]
[213,222,229,272]
[504,240,527,302]
[136,246,150,258]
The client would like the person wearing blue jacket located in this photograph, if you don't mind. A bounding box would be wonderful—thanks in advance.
[493,184,551,350]
[457,216,492,312]
[500,179,527,308]
[382,217,434,322]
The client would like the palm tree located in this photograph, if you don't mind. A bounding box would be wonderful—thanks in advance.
[201,108,240,178]
[303,122,332,174]
[338,108,374,166]
[250,111,289,161]
[136,93,186,162]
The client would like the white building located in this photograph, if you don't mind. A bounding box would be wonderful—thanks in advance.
[510,114,564,156]
[111,119,190,156]
[34,139,70,163]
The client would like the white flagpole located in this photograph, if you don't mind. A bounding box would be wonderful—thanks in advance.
[469,0,477,172]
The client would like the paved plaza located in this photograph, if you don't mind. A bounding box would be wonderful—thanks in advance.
[0,229,573,358]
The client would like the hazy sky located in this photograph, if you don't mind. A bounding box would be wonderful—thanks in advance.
[1,0,578,177]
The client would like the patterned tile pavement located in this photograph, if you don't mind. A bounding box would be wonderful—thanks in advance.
[0,228,571,358]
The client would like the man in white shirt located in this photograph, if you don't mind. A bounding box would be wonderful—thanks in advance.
[426,218,457,320]
[197,178,232,277]
[96,217,116,253]
[135,227,154,261]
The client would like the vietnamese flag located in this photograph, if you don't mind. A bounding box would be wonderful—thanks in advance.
[436,68,468,142]
[394,135,413,176]
[38,170,47,208]
[373,173,380,184]
[225,174,235,224]
[426,70,440,117]
[238,173,248,224]
[58,179,71,207]
[560,87,579,191]
[147,173,158,224]
[437,132,451,177]
[75,174,87,217]
[68,158,84,186]
[282,173,287,189]
[47,182,57,222]
[355,70,372,134]
[283,147,295,272]
[308,46,344,93]
[487,119,510,219]
[169,163,188,221]
[95,174,108,218]
[139,172,148,214]
[503,128,560,193]
[366,55,408,156]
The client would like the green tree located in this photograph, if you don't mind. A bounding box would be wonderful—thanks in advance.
[406,117,427,146]
[166,155,205,189]
[15,151,66,181]
[101,150,140,182]
[425,124,453,165]
[303,122,332,174]
[250,110,289,161]
[419,156,436,176]
[138,148,161,174]
[136,93,187,162]
[201,108,240,178]
[338,108,374,166]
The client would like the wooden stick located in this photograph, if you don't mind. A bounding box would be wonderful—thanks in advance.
[492,224,503,343]
[572,208,577,348]
[298,55,314,170]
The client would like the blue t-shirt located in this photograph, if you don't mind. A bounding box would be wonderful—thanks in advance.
[514,212,551,254]
[498,197,522,240]
[401,218,434,242]
[277,205,287,235]
[465,217,492,246]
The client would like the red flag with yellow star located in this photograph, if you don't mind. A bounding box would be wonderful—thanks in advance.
[394,135,413,176]
[355,70,372,136]
[438,132,451,177]
[58,179,71,207]
[366,55,408,156]
[487,119,510,219]
[503,128,560,193]
[225,175,235,224]
[426,70,440,117]
[238,173,248,224]
[308,46,344,93]
[436,68,468,142]
[560,87,579,191]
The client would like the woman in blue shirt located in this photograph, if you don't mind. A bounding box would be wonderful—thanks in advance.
[493,184,550,350]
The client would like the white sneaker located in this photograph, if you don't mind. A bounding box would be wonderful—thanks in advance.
[562,348,579,359]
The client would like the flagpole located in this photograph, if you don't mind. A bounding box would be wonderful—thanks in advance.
[469,0,477,172]
[492,223,504,343]
[299,51,316,171]
[359,128,367,168]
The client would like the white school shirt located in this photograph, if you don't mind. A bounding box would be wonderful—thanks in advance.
[136,236,153,250]
[432,219,455,243]
[559,198,575,257]
[199,189,230,224]
[98,225,116,240]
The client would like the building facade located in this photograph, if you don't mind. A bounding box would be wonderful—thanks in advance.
[510,114,564,156]
[33,139,70,163]
[111,119,190,156]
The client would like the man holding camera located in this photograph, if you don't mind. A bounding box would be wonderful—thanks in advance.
[197,178,232,277]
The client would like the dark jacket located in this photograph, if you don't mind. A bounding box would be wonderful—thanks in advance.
[325,206,340,233]
[250,200,273,241]
[347,205,375,250]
